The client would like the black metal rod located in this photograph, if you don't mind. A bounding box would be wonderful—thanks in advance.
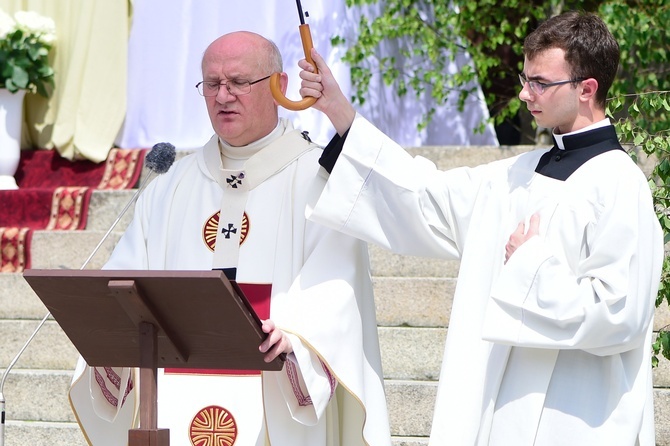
[296,0,305,25]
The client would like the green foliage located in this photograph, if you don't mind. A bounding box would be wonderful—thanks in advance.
[601,0,670,366]
[616,89,670,368]
[609,91,670,330]
[334,0,595,134]
[652,329,670,368]
[0,9,56,98]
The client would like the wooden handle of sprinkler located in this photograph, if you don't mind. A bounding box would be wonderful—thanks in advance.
[270,24,318,111]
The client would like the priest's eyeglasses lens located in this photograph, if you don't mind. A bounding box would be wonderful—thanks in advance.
[196,75,272,97]
[518,73,585,95]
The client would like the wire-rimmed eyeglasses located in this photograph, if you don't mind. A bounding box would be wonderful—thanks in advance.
[518,73,585,96]
[195,75,272,97]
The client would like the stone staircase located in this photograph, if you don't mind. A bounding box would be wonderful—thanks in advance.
[1,145,669,446]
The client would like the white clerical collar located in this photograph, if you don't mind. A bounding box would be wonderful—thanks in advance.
[553,118,611,150]
[218,118,289,169]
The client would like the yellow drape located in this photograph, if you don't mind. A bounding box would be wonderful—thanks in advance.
[0,0,130,162]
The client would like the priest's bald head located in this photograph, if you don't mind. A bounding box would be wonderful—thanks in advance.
[198,31,288,146]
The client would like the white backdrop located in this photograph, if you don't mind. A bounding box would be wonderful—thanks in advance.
[115,0,498,150]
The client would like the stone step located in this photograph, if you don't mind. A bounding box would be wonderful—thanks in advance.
[4,265,669,332]
[27,231,120,271]
[19,229,670,332]
[0,273,48,319]
[2,369,670,444]
[25,229,460,277]
[387,379,436,437]
[0,369,75,423]
[380,327,444,381]
[0,271,454,326]
[1,421,430,446]
[374,277,453,327]
[0,320,78,371]
[3,317,670,393]
[85,189,135,232]
[392,438,428,446]
[0,320,448,379]
[0,369,436,437]
[656,389,670,446]
[3,421,87,446]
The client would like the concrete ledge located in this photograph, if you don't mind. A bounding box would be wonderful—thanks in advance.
[380,327,445,381]
[385,380,436,437]
[392,437,429,446]
[0,274,48,319]
[3,421,87,446]
[85,189,135,232]
[28,230,461,278]
[3,420,427,446]
[0,320,78,370]
[656,388,670,446]
[1,336,670,441]
[374,277,454,327]
[369,245,460,278]
[29,230,121,270]
[0,369,75,423]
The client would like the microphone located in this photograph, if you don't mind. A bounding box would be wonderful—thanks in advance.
[144,142,177,174]
[0,142,176,446]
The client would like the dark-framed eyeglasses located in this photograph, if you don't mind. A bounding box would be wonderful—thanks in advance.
[518,73,585,96]
[195,74,272,97]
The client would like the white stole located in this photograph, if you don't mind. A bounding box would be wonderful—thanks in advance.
[208,130,317,272]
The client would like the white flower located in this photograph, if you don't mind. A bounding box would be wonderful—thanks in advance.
[0,9,56,96]
[14,10,55,44]
[0,9,15,40]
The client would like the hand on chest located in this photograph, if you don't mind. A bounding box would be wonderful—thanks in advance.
[503,173,600,267]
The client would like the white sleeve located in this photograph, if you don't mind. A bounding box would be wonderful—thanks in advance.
[309,114,481,260]
[269,334,336,424]
[69,358,138,445]
[483,173,663,356]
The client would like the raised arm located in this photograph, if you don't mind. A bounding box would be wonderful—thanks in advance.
[299,48,355,136]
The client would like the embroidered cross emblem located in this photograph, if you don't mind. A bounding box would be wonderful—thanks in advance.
[226,173,245,188]
[221,223,237,239]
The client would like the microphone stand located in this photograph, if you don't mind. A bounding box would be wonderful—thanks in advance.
[0,168,160,446]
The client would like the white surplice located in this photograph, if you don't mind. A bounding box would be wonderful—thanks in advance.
[70,119,391,446]
[308,114,664,445]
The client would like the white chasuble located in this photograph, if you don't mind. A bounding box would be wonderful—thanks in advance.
[159,127,311,446]
[70,119,391,446]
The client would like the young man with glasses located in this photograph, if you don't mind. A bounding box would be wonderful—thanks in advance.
[300,11,663,445]
[70,31,391,446]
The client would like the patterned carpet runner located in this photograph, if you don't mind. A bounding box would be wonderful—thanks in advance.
[0,148,146,272]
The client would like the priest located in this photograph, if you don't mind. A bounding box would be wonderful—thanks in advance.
[69,31,391,446]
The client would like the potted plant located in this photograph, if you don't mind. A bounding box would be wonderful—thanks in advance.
[0,9,56,96]
[0,8,55,189]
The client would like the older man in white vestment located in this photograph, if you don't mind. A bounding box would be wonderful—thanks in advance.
[299,11,664,446]
[69,31,391,446]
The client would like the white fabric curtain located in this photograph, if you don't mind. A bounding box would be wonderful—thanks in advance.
[116,0,498,150]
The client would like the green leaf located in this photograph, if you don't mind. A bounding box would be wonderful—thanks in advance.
[11,65,29,89]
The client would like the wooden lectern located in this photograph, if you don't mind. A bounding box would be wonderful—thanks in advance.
[22,269,284,446]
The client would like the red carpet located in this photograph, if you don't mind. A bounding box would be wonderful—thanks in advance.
[0,148,146,273]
